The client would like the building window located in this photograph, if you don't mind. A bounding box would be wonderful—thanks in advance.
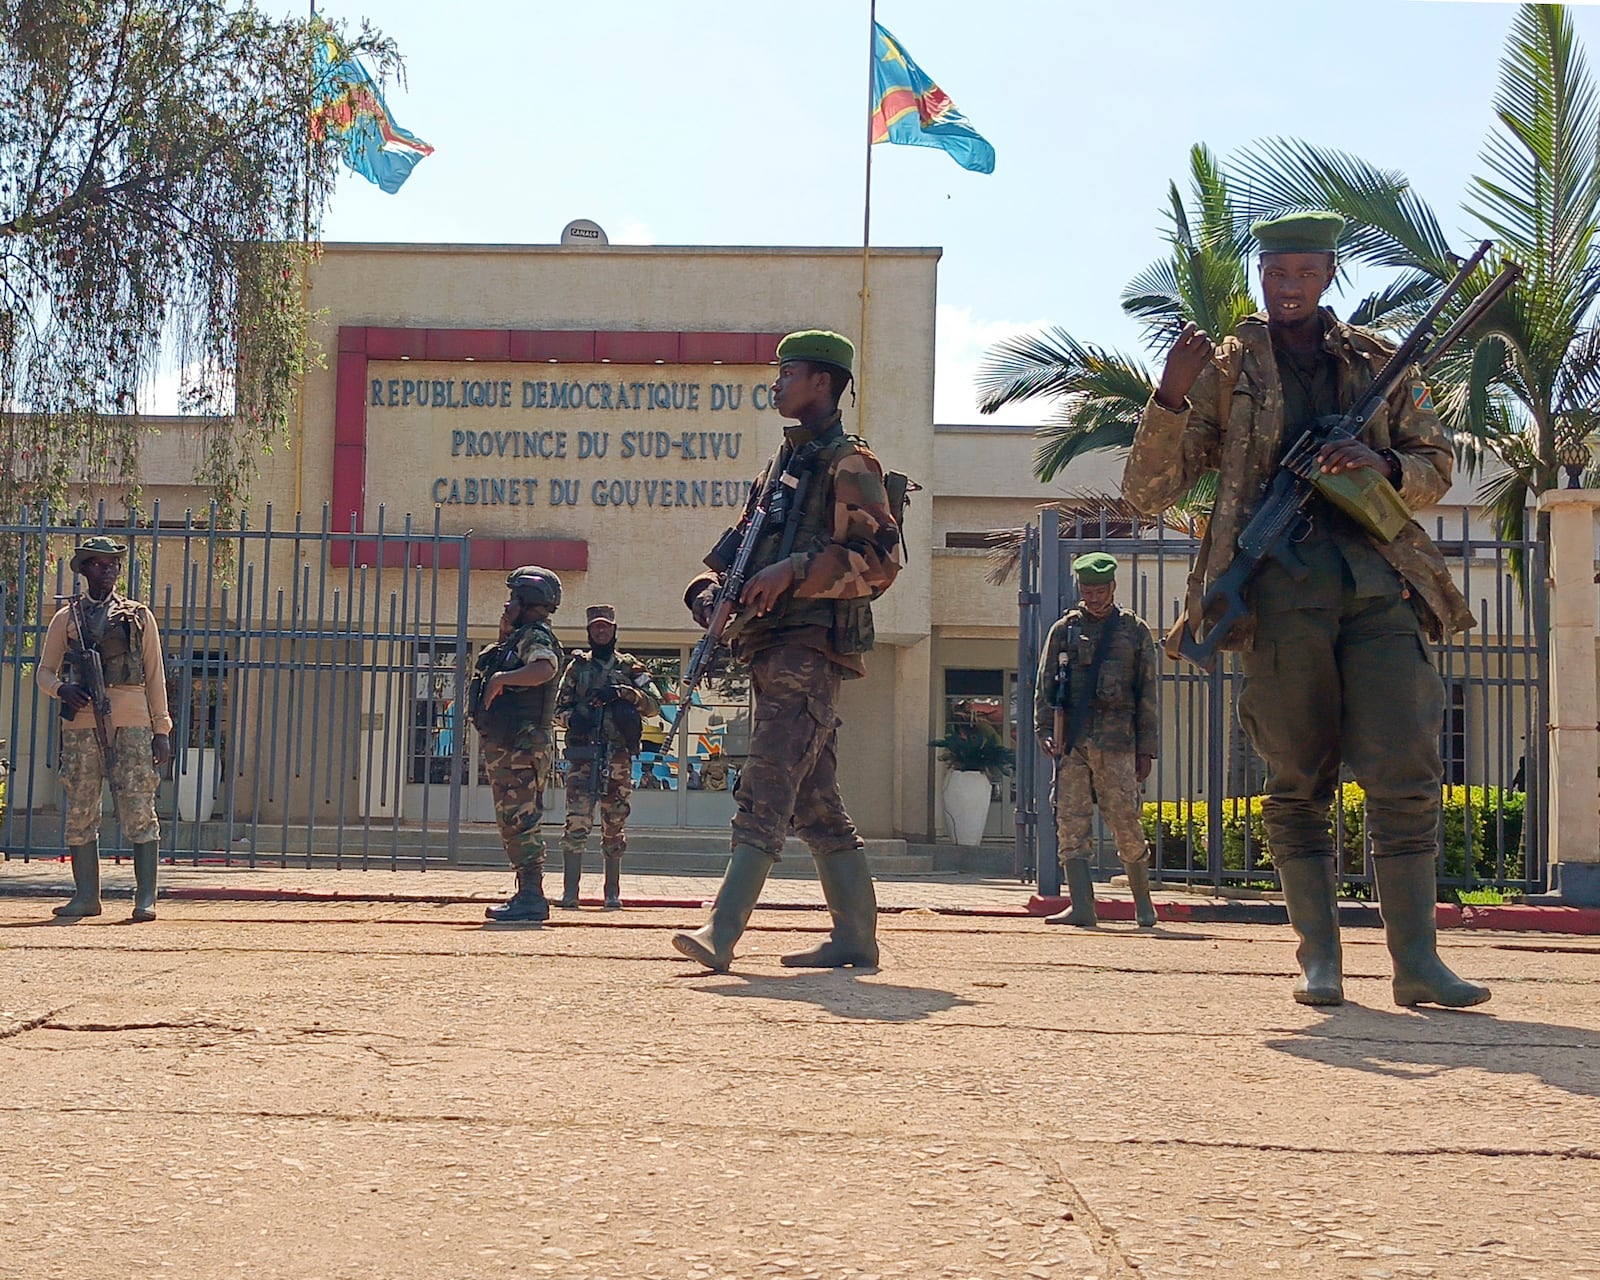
[1441,681,1467,786]
[409,643,461,785]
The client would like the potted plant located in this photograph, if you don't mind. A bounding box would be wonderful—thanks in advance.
[931,721,1016,846]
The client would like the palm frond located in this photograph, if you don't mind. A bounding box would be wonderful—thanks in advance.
[1348,269,1443,329]
[1228,138,1454,276]
[976,328,1153,414]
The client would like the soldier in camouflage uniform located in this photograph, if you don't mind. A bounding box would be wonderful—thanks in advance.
[1123,211,1489,1008]
[471,566,564,923]
[1034,553,1160,929]
[37,535,173,922]
[673,330,902,972]
[553,605,663,909]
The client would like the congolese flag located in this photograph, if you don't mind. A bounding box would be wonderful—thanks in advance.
[311,30,434,194]
[871,23,995,174]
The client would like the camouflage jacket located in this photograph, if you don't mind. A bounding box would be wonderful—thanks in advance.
[553,649,663,750]
[686,415,902,677]
[1033,605,1160,756]
[1122,309,1475,654]
[471,620,562,751]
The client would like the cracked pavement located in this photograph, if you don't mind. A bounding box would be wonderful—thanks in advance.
[1,898,1598,1278]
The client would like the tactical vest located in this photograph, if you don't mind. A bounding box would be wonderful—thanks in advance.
[468,621,562,746]
[732,432,878,656]
[90,596,148,687]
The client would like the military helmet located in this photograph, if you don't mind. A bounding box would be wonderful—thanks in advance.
[506,565,562,611]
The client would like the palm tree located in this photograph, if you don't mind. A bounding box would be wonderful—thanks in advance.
[976,144,1262,483]
[1229,3,1600,546]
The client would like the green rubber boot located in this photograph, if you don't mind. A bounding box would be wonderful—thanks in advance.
[1044,857,1097,927]
[1276,856,1344,1006]
[53,840,102,918]
[1374,853,1491,1008]
[557,848,583,909]
[781,849,879,968]
[131,840,159,923]
[671,844,772,972]
[602,856,622,910]
[1123,858,1158,928]
[485,865,549,923]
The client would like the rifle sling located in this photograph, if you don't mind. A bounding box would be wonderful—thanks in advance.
[1062,612,1122,753]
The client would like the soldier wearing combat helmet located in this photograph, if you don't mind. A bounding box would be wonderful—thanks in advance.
[469,566,564,923]
[37,535,173,921]
[673,328,903,973]
[1034,552,1160,929]
[552,604,662,909]
[1125,210,1489,1008]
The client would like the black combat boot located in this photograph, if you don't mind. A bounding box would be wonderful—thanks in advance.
[557,848,583,909]
[1276,856,1344,1006]
[485,865,549,923]
[53,840,102,918]
[131,840,159,922]
[1044,857,1097,927]
[782,848,879,968]
[602,856,622,910]
[672,844,772,971]
[1374,853,1491,1008]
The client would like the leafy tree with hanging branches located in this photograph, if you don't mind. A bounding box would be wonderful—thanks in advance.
[0,0,399,541]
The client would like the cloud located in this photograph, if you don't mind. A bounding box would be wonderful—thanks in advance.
[934,303,1053,427]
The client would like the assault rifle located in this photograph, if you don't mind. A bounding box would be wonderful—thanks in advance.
[61,597,116,775]
[683,442,818,693]
[1176,242,1522,671]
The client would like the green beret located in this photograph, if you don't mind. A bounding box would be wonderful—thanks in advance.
[776,329,855,376]
[1252,211,1345,256]
[1072,552,1118,584]
[70,535,127,574]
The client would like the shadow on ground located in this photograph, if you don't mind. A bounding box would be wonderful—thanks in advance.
[1267,1004,1600,1100]
[684,971,976,1022]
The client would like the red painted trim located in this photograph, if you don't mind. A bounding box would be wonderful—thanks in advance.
[508,329,597,362]
[503,538,589,572]
[595,331,681,364]
[329,327,769,561]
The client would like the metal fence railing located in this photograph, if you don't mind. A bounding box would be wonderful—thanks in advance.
[1,503,473,869]
[1015,507,1548,898]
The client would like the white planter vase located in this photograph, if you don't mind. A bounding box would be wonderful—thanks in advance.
[942,768,994,847]
[175,747,218,823]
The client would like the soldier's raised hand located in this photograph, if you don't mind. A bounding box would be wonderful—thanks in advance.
[1154,323,1216,412]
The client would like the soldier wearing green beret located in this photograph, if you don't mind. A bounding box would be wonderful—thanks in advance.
[37,536,173,921]
[1033,553,1160,928]
[674,329,903,972]
[1124,210,1489,1008]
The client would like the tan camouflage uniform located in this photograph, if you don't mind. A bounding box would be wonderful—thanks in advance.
[687,414,902,859]
[475,620,561,871]
[554,649,662,858]
[38,593,171,845]
[1122,308,1475,865]
[1034,604,1160,866]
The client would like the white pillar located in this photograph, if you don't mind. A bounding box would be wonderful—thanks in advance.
[1535,489,1600,905]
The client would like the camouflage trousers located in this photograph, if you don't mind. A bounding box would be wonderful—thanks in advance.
[731,644,863,861]
[478,737,552,871]
[560,748,633,858]
[58,726,161,846]
[1054,745,1149,867]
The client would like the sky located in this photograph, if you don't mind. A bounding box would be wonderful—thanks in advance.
[299,0,1600,428]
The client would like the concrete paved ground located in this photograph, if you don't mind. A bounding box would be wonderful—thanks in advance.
[2,894,1598,1279]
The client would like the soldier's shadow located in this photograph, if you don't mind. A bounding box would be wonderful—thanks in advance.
[1265,1004,1600,1100]
[691,971,976,1023]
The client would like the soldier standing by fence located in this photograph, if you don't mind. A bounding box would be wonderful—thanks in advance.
[1035,552,1160,928]
[37,535,172,921]
[470,567,564,924]
[1124,211,1490,1008]
[552,605,662,909]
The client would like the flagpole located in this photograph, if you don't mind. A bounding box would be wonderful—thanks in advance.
[858,0,877,435]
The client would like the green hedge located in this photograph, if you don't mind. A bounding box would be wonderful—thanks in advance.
[1143,782,1526,882]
